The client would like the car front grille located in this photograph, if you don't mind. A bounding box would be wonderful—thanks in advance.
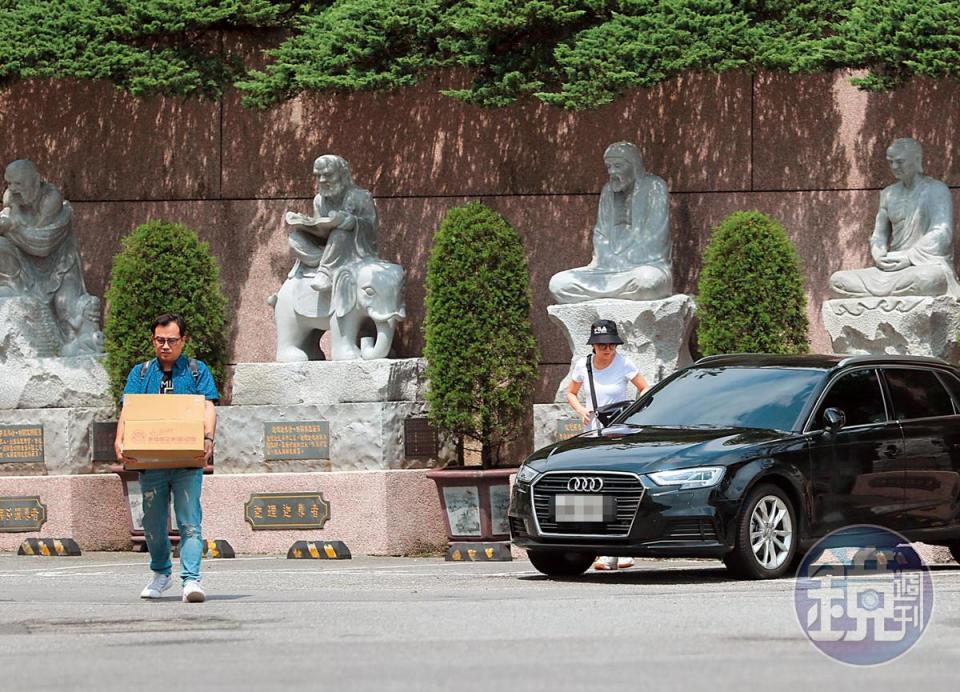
[532,472,644,537]
[508,517,527,538]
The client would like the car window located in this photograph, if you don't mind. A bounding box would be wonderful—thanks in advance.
[621,367,824,431]
[883,368,954,420]
[935,371,960,413]
[813,369,886,429]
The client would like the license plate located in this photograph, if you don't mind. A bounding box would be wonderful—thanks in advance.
[555,494,605,523]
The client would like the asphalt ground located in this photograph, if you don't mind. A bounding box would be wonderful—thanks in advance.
[1,553,958,692]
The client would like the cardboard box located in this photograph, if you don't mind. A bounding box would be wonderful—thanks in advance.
[121,394,206,470]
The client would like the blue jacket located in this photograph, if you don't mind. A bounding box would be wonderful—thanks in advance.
[123,355,220,401]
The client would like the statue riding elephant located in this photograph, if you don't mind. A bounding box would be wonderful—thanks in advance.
[270,257,406,361]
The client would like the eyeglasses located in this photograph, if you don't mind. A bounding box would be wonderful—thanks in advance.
[152,337,182,347]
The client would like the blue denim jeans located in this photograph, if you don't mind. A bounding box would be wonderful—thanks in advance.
[140,468,203,583]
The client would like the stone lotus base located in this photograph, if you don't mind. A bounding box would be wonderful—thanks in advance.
[0,355,112,410]
[822,296,960,361]
[0,470,448,556]
[547,295,697,402]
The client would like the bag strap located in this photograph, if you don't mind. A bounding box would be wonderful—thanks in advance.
[138,358,201,384]
[586,354,600,419]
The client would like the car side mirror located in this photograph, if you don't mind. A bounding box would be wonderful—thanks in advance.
[822,407,845,433]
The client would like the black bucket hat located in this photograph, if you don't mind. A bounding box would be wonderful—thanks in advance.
[587,319,623,345]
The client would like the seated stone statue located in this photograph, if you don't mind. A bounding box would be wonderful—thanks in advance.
[0,160,102,357]
[829,138,959,298]
[270,155,405,361]
[549,142,672,303]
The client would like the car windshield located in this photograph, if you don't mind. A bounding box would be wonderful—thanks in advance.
[621,366,825,432]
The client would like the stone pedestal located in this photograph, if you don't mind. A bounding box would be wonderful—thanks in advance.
[822,296,960,360]
[547,295,697,401]
[222,358,452,472]
[534,295,697,450]
[0,356,112,410]
[0,406,115,475]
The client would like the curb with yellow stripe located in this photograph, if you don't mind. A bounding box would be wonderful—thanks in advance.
[173,539,235,559]
[18,538,81,556]
[287,540,351,560]
[446,542,512,562]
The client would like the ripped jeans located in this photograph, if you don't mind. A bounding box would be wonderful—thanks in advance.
[140,468,203,583]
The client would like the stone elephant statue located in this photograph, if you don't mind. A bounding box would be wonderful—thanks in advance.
[270,257,406,361]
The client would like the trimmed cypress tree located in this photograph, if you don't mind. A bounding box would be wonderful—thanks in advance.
[424,202,538,467]
[104,220,229,403]
[697,211,809,355]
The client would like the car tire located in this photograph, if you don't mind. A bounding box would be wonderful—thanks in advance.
[527,550,594,577]
[723,483,798,580]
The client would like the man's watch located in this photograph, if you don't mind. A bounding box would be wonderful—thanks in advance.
[204,434,214,442]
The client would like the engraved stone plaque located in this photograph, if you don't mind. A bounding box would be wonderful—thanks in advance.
[0,425,44,463]
[0,496,47,532]
[556,418,582,443]
[404,417,438,458]
[264,421,329,460]
[244,492,330,530]
[91,421,119,462]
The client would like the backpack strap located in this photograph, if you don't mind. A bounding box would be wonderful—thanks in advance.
[139,358,201,385]
[586,354,600,417]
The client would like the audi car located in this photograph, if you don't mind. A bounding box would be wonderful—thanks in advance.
[509,354,960,579]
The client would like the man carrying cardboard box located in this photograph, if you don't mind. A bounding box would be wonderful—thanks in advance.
[114,313,219,603]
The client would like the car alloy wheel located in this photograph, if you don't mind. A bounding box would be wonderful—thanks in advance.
[724,483,798,580]
[749,494,793,570]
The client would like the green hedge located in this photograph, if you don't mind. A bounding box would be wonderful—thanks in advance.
[423,202,538,467]
[104,220,229,403]
[2,1,959,109]
[696,211,808,356]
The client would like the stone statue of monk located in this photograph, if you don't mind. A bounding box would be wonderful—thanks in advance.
[829,138,959,298]
[0,159,102,356]
[549,142,672,303]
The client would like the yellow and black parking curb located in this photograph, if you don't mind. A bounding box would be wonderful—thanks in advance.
[18,538,81,556]
[287,540,351,560]
[203,539,235,558]
[173,539,235,558]
[446,542,512,562]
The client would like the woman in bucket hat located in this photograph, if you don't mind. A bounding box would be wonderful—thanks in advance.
[565,319,650,570]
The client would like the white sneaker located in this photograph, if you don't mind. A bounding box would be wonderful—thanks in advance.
[140,573,173,599]
[182,580,206,603]
[593,556,619,571]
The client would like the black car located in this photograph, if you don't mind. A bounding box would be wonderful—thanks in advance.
[510,354,960,579]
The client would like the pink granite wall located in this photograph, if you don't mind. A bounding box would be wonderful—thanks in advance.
[2,63,959,404]
[0,475,130,552]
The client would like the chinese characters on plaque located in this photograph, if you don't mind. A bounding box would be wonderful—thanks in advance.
[244,492,330,530]
[0,424,44,463]
[556,418,582,443]
[0,496,47,532]
[264,421,329,460]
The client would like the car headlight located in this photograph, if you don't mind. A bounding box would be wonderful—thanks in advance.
[516,465,540,485]
[648,466,725,490]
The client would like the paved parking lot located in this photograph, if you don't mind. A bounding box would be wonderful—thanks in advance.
[1,552,959,691]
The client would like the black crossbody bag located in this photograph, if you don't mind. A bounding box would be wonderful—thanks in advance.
[586,354,633,428]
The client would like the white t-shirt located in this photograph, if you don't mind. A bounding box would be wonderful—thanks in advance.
[571,352,639,430]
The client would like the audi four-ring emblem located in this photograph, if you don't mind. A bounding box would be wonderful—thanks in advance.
[567,476,604,492]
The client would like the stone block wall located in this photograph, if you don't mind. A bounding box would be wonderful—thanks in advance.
[2,58,959,404]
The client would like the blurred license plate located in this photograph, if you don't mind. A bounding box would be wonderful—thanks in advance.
[555,494,605,522]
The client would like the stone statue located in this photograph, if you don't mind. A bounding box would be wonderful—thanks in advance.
[549,142,672,303]
[829,138,959,298]
[0,160,103,358]
[269,155,406,361]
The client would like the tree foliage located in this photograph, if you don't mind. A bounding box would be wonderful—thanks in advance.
[2,1,960,108]
[696,210,808,356]
[423,202,538,467]
[104,220,229,403]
